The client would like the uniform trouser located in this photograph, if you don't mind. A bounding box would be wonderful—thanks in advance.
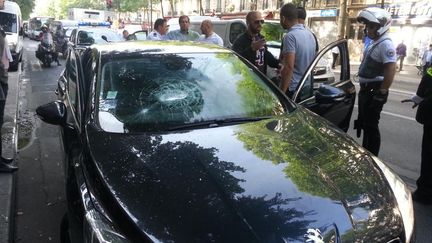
[0,83,8,157]
[358,88,387,156]
[417,123,432,195]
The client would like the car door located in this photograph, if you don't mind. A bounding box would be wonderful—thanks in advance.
[293,39,356,132]
[57,50,84,157]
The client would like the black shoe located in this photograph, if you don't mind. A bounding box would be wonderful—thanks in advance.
[57,62,61,66]
[0,161,18,173]
[412,190,432,205]
[1,157,14,164]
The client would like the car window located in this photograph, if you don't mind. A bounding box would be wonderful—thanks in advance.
[294,41,346,103]
[97,53,291,132]
[0,12,17,33]
[77,29,122,45]
[229,22,246,44]
[128,30,147,40]
[261,21,284,43]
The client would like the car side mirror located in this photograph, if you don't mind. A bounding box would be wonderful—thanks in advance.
[36,101,67,126]
[315,84,345,104]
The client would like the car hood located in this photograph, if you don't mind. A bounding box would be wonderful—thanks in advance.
[86,108,403,242]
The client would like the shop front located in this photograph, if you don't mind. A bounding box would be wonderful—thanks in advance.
[386,0,432,65]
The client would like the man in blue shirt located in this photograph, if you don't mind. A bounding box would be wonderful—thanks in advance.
[279,3,317,97]
[166,15,200,41]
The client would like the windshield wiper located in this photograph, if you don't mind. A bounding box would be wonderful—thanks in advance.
[168,116,271,131]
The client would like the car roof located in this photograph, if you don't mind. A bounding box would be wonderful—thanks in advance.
[91,41,232,55]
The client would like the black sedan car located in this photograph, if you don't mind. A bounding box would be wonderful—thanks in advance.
[37,41,414,243]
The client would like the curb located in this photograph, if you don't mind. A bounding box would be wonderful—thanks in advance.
[0,64,20,243]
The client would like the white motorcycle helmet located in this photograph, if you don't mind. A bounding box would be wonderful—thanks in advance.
[357,7,392,36]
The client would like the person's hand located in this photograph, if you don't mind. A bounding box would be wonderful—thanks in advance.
[371,90,388,107]
[251,37,266,51]
[401,95,423,108]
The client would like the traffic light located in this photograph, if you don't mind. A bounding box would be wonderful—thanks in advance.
[106,0,112,9]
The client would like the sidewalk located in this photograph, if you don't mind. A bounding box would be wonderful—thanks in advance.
[0,67,20,242]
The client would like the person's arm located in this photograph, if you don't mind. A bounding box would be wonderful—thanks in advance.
[232,35,255,62]
[380,62,396,91]
[265,48,279,68]
[279,52,295,93]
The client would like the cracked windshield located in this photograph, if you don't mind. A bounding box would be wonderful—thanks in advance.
[98,52,286,132]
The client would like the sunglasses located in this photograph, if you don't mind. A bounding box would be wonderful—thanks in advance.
[254,20,265,25]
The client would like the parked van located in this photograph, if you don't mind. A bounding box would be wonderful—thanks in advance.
[189,19,246,48]
[0,0,23,71]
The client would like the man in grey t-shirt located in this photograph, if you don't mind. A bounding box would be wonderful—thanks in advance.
[279,3,317,97]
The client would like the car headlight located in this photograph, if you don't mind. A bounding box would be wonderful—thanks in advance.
[81,184,130,243]
[373,156,415,243]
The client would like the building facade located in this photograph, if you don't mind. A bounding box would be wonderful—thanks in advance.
[306,0,432,64]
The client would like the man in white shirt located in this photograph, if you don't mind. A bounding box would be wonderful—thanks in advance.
[147,18,169,41]
[197,20,223,47]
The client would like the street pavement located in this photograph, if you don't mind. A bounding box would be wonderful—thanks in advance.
[0,63,426,242]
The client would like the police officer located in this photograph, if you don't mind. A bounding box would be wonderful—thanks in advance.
[354,7,396,156]
[147,18,169,41]
[402,67,432,204]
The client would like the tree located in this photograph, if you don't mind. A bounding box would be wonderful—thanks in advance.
[15,0,34,20]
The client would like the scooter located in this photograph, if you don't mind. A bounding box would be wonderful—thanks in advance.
[54,35,68,58]
[36,43,57,67]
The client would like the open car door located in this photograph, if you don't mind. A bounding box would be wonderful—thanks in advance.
[292,39,356,132]
[127,30,148,41]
